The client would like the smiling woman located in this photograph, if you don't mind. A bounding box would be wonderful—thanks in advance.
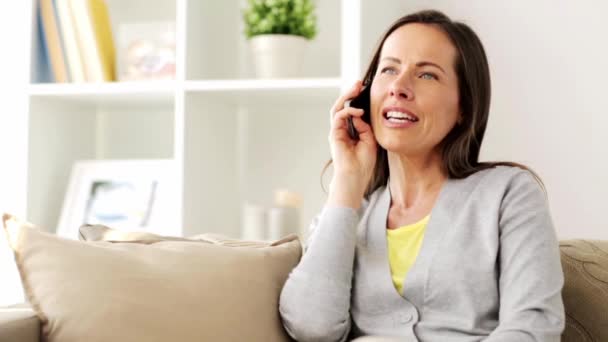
[280,9,565,342]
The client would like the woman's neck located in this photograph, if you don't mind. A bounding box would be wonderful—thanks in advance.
[387,151,446,210]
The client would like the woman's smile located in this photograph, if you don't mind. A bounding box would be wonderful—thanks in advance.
[382,106,420,128]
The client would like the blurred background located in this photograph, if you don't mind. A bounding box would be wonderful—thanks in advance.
[0,0,607,304]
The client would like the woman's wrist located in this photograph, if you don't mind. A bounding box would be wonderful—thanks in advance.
[327,176,366,209]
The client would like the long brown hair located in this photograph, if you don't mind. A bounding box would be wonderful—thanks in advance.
[322,9,544,197]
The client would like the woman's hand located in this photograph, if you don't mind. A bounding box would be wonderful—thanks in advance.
[327,81,378,209]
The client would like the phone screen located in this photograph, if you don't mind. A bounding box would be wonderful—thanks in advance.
[345,86,371,141]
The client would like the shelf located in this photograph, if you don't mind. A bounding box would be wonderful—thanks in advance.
[184,78,341,91]
[27,81,176,106]
[184,78,342,106]
[27,78,343,108]
[24,0,352,237]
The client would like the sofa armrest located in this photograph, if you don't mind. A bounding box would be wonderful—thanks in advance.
[0,305,40,342]
[560,240,608,341]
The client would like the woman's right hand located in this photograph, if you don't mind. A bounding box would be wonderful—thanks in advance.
[327,81,378,209]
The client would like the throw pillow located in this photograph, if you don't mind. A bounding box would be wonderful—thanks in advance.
[3,213,301,342]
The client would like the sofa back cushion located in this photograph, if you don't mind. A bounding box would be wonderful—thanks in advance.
[2,214,301,342]
[560,240,608,342]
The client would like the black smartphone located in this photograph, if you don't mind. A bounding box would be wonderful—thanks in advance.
[345,85,371,141]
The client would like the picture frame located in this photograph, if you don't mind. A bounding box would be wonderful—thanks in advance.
[56,159,180,239]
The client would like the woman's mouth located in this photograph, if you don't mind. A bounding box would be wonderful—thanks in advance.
[383,110,419,128]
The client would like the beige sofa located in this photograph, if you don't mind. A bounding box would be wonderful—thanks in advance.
[1,238,606,342]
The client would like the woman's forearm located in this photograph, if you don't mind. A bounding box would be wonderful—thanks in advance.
[279,206,360,342]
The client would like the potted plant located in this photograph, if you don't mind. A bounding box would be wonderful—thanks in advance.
[243,0,317,78]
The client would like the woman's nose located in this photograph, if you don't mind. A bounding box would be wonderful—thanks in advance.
[389,76,414,100]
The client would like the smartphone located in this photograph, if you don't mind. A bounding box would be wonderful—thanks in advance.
[345,85,371,141]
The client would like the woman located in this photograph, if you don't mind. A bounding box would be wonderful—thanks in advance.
[279,9,565,342]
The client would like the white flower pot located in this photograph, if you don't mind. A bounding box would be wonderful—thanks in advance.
[249,34,308,79]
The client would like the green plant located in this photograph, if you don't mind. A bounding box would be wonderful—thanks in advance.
[243,0,317,40]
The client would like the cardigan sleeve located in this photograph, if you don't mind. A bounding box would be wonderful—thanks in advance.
[279,205,361,342]
[484,171,565,342]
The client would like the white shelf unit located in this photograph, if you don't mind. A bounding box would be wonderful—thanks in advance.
[25,0,410,238]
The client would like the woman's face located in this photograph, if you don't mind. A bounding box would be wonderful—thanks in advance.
[370,23,461,158]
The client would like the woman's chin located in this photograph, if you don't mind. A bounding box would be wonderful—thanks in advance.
[379,141,419,156]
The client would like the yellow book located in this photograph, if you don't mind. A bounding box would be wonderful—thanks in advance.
[89,0,116,81]
[70,0,115,82]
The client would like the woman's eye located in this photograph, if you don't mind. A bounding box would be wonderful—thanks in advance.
[380,67,397,75]
[420,72,437,80]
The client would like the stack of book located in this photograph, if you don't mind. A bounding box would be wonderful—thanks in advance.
[37,0,116,83]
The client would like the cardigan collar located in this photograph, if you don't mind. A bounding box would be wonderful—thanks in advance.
[367,176,458,309]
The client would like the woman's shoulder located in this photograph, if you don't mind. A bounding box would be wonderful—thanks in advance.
[464,164,538,185]
[456,165,544,200]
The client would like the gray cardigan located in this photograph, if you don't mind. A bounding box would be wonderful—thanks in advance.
[279,166,565,342]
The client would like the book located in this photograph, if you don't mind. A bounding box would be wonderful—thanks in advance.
[39,0,69,82]
[54,0,85,82]
[35,4,53,83]
[51,0,72,81]
[89,0,116,81]
[70,0,115,82]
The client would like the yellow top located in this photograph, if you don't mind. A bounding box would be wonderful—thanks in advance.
[386,215,430,295]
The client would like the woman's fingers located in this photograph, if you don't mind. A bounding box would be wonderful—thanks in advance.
[329,108,368,145]
[330,107,364,132]
[333,106,364,122]
[329,80,363,120]
[351,116,375,143]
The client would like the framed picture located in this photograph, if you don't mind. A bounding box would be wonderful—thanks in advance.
[56,160,180,239]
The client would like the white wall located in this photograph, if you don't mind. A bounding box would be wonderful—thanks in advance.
[389,1,608,239]
[0,0,30,220]
[0,0,31,306]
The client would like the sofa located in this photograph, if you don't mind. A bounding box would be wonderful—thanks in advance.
[0,214,606,341]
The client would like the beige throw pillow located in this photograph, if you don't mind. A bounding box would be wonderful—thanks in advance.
[3,214,301,342]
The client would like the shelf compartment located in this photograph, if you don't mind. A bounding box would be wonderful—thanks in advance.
[31,0,178,83]
[27,96,175,232]
[182,91,333,239]
[185,0,341,80]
